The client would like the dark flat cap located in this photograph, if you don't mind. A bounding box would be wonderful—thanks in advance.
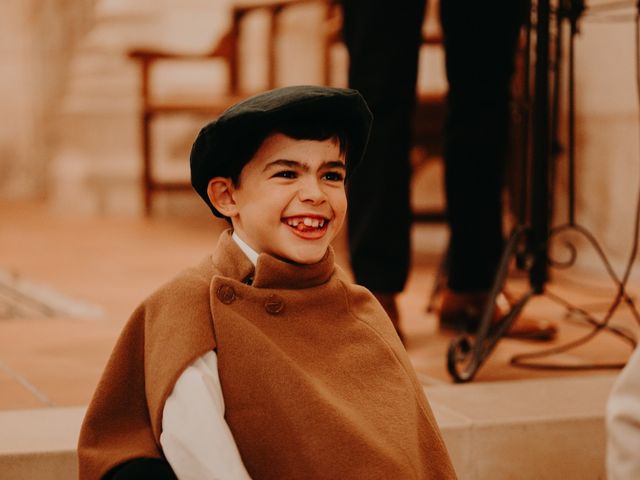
[190,85,372,216]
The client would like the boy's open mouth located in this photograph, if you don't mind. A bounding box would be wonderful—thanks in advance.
[282,215,329,236]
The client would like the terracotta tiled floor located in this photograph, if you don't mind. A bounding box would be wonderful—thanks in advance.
[0,200,638,410]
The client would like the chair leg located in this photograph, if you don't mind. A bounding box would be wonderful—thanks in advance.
[142,111,152,216]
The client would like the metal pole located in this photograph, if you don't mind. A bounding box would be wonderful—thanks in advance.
[529,0,551,292]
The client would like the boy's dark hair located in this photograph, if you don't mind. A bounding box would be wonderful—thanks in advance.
[190,85,372,217]
[225,112,349,186]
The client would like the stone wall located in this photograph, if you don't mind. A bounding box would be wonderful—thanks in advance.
[554,16,640,274]
[0,0,94,199]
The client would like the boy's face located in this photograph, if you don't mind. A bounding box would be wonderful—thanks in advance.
[210,133,347,264]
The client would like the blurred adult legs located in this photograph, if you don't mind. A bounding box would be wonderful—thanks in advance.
[438,0,555,339]
[342,0,525,296]
[341,0,554,340]
[441,0,526,293]
[342,0,425,296]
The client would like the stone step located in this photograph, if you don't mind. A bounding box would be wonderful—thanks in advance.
[0,406,84,480]
[0,374,615,480]
[427,374,615,479]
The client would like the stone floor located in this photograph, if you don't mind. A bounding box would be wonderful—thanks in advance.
[0,198,638,406]
[0,199,638,478]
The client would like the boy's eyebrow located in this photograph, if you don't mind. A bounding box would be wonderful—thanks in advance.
[323,160,347,170]
[263,159,346,172]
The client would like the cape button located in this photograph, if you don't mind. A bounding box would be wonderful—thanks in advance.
[216,285,236,304]
[264,294,284,315]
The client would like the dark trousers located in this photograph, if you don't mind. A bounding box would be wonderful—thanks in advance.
[342,0,526,293]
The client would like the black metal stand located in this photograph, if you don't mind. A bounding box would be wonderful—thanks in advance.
[446,0,640,382]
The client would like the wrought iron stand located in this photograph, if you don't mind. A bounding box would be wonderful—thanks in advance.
[446,0,640,382]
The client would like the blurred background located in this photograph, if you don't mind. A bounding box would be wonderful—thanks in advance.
[0,0,638,270]
[1,0,640,397]
[2,3,640,477]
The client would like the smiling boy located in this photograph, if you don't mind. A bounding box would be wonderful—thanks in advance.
[78,86,456,479]
[208,132,347,265]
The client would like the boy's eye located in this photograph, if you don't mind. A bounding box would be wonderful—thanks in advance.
[273,170,297,179]
[322,171,345,182]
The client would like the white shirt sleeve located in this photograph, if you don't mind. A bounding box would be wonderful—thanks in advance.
[607,346,640,480]
[160,350,252,480]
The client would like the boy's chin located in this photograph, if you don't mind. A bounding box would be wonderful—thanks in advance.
[278,246,329,265]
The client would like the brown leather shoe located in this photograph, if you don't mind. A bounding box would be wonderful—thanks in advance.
[373,292,405,344]
[439,289,557,341]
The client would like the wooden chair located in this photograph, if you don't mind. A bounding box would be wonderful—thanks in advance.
[128,0,330,214]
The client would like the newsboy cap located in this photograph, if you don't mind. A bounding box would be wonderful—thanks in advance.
[190,85,372,216]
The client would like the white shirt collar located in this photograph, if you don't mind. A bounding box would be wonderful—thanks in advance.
[231,231,259,266]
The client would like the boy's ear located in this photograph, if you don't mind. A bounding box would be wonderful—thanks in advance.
[207,177,238,218]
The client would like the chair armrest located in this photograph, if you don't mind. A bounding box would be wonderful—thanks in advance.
[127,30,234,62]
[233,0,319,16]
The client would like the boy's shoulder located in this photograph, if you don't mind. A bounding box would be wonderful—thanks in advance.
[132,255,220,363]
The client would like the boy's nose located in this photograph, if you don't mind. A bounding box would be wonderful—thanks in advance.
[297,178,326,204]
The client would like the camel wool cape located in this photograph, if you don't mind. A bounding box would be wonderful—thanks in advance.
[78,230,456,479]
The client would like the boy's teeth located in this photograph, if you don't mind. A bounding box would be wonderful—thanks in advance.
[286,217,326,229]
